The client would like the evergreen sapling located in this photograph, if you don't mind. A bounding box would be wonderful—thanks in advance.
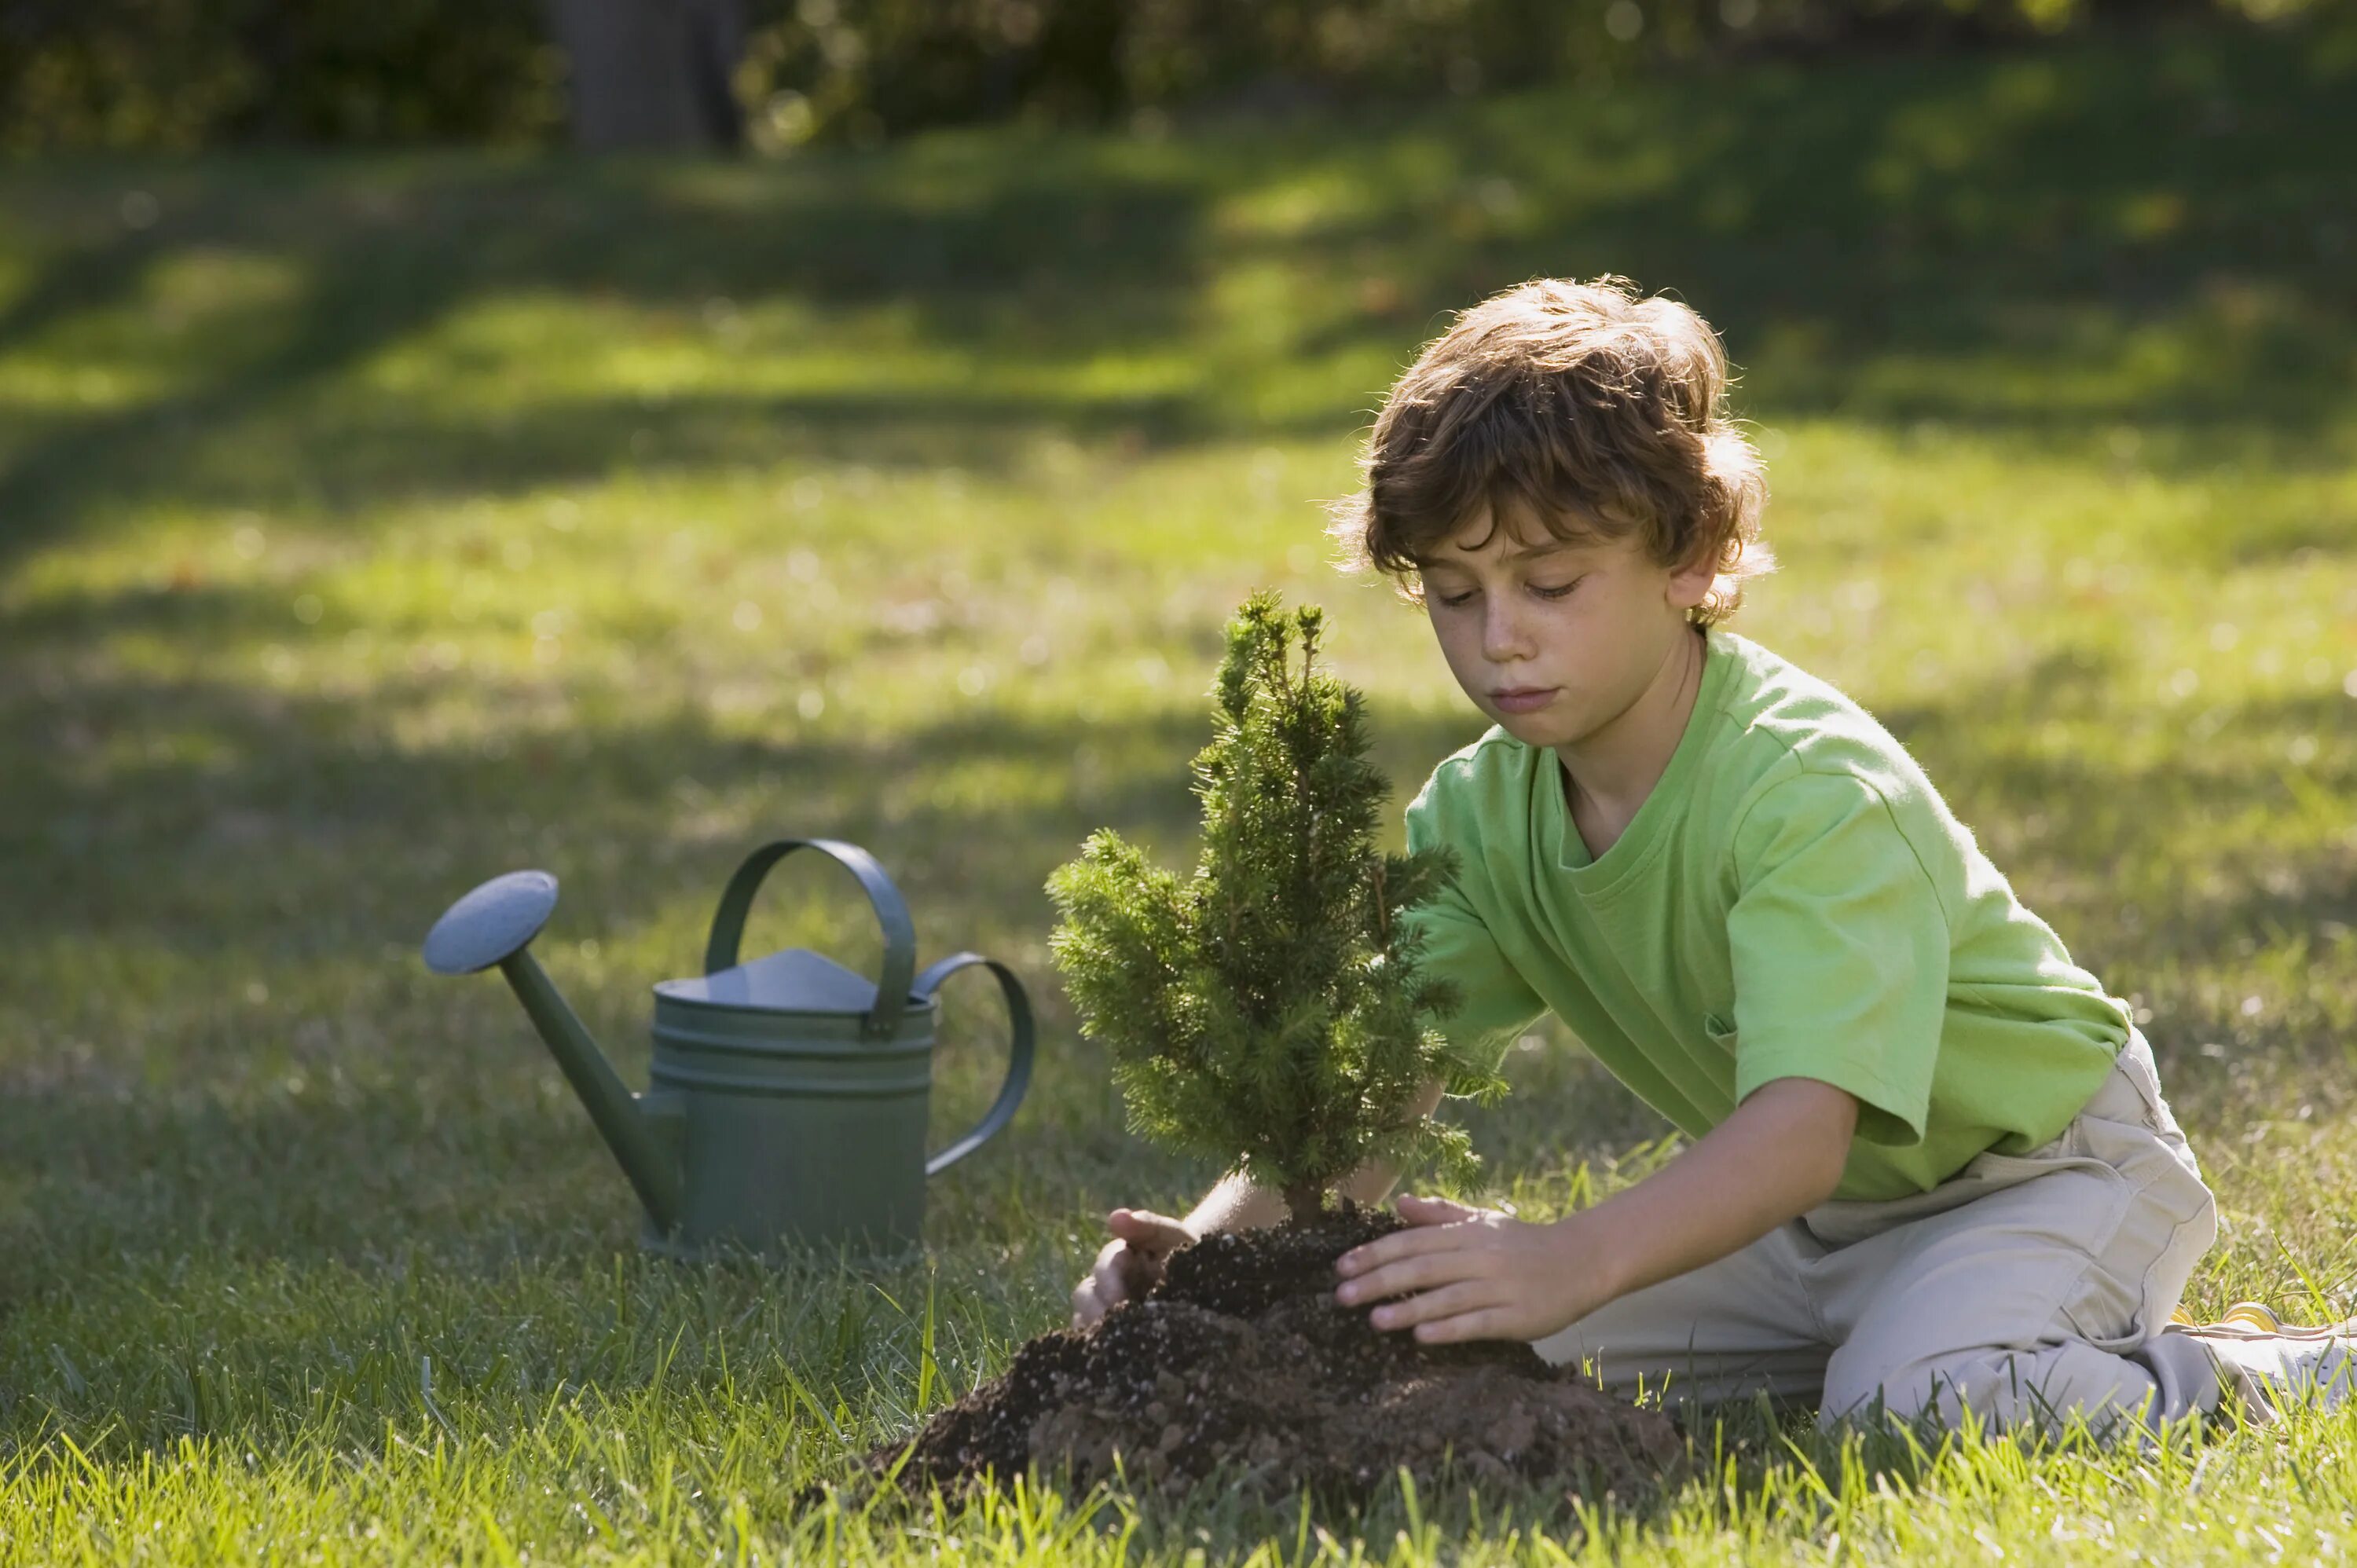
[1047,590,1508,1225]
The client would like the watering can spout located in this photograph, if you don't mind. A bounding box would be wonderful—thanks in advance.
[423,871,686,1235]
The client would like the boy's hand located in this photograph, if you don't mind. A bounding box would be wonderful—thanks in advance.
[1071,1207,1197,1328]
[1333,1080,1859,1347]
[1332,1193,1600,1345]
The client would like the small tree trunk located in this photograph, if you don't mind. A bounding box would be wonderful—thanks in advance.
[1281,1181,1325,1225]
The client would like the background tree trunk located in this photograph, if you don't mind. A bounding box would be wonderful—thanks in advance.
[544,0,745,152]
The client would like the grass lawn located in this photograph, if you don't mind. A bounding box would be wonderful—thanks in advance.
[3,19,2356,1562]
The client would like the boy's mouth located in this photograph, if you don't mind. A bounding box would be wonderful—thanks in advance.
[1490,687,1558,713]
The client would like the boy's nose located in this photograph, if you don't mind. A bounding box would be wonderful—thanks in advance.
[1482,604,1535,662]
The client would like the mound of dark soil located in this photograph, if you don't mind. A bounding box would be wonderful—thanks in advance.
[860,1204,1682,1505]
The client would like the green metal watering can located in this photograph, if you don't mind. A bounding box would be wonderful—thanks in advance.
[421,838,1034,1261]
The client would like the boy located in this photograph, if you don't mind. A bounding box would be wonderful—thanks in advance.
[1072,276,2351,1434]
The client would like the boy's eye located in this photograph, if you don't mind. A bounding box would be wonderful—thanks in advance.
[1433,580,1581,608]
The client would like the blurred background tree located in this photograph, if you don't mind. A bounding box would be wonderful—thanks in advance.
[0,0,563,150]
[0,0,2344,153]
[546,0,746,150]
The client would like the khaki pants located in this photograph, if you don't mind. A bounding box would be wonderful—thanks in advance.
[1530,1030,2223,1432]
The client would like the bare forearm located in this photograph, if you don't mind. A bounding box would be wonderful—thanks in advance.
[1574,1077,1857,1304]
[1182,1170,1285,1234]
[1184,1078,1449,1236]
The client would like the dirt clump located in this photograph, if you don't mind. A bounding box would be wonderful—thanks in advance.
[860,1204,1683,1505]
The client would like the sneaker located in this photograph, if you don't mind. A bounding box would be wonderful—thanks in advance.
[2170,1300,2282,1332]
[2175,1314,2357,1415]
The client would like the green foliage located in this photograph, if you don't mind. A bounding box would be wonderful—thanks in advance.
[2,0,2346,152]
[1047,591,1505,1221]
[733,0,2357,148]
[0,0,562,152]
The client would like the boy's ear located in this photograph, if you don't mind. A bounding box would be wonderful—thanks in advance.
[1666,538,1718,608]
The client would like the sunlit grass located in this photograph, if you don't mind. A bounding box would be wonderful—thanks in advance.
[2,20,2355,1563]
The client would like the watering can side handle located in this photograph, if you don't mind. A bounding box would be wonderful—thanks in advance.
[704,839,917,1042]
[916,953,1036,1178]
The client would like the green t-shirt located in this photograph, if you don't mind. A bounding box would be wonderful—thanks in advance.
[1402,625,2131,1202]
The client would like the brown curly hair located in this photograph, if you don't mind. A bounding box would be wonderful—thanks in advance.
[1325,276,1776,625]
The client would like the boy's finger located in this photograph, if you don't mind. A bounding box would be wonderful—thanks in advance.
[1113,1244,1166,1302]
[1108,1208,1192,1253]
[1398,1192,1505,1221]
[1336,1223,1458,1276]
[1394,1193,1477,1223]
[1338,1246,1483,1306]
[1409,1303,1516,1345]
[1367,1279,1494,1333]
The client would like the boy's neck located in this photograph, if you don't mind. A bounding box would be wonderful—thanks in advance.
[1554,623,1710,837]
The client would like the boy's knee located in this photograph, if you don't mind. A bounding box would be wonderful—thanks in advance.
[1819,1350,1964,1429]
[1820,1342,2168,1438]
[1821,1344,2069,1431]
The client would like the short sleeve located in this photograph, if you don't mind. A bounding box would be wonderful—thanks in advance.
[1401,781,1549,1085]
[1726,771,1951,1146]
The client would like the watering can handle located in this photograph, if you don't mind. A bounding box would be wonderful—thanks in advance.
[915,953,1036,1177]
[704,839,916,1042]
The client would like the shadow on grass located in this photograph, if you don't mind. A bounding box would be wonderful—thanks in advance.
[0,152,1213,566]
[0,27,2350,568]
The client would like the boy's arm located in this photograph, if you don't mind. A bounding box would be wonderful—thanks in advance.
[1072,1078,1448,1326]
[1332,1076,1857,1344]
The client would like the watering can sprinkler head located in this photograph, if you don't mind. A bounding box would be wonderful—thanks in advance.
[423,868,559,976]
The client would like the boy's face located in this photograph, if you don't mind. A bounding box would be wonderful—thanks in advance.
[1416,493,1716,749]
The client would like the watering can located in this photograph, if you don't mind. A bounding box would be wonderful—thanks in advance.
[421,838,1034,1260]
